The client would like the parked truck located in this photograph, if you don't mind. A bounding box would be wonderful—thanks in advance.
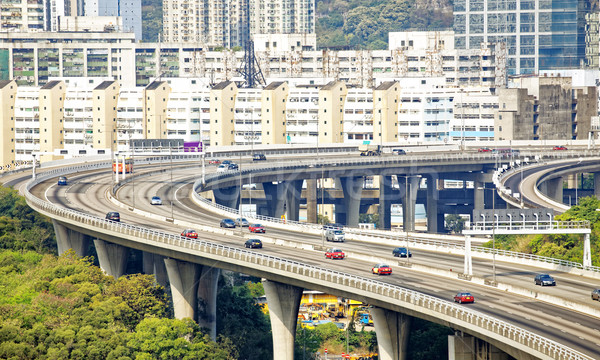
[358,144,381,156]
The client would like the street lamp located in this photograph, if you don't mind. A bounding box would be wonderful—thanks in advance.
[478,185,497,284]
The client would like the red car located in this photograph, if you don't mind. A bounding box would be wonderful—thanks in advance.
[181,229,198,239]
[208,159,221,164]
[325,248,345,259]
[372,263,392,275]
[478,147,492,152]
[453,291,475,304]
[553,146,567,151]
[249,224,265,233]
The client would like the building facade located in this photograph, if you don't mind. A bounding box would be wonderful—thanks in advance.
[453,0,593,75]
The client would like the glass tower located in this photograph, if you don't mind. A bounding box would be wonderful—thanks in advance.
[453,0,592,75]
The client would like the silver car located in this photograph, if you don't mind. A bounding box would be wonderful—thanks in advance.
[151,196,162,205]
[236,217,250,227]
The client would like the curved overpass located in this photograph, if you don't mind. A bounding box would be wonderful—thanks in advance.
[13,152,600,360]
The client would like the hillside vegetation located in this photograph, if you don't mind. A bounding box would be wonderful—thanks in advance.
[141,0,454,48]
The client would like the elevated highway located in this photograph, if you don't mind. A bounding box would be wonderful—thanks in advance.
[7,149,600,360]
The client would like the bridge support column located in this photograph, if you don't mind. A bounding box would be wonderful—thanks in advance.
[164,258,200,321]
[540,177,563,203]
[400,176,419,232]
[426,175,439,233]
[474,180,484,210]
[371,307,411,360]
[93,239,128,279]
[143,252,168,287]
[263,279,303,360]
[213,186,240,210]
[285,180,303,222]
[52,220,89,256]
[464,235,472,276]
[379,176,393,230]
[263,182,288,219]
[594,173,600,199]
[197,267,220,340]
[448,333,511,360]
[338,176,363,227]
[306,179,318,223]
[584,233,592,268]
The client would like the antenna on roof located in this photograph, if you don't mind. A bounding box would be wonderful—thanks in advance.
[237,0,265,88]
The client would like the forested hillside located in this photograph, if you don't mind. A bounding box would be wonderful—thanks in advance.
[141,0,453,48]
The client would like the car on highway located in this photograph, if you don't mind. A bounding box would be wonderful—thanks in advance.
[181,229,198,239]
[221,160,232,165]
[325,248,345,259]
[534,274,556,286]
[208,159,221,164]
[228,163,239,170]
[453,291,475,304]
[392,247,412,258]
[236,217,250,227]
[249,224,265,233]
[253,153,267,161]
[392,148,406,155]
[216,164,228,173]
[553,145,568,151]
[57,176,68,186]
[325,229,345,242]
[592,289,600,301]
[220,219,236,228]
[105,211,120,222]
[371,263,392,275]
[245,239,263,249]
[150,196,162,205]
[477,147,492,152]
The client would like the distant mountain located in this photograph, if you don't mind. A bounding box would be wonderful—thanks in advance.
[141,0,454,48]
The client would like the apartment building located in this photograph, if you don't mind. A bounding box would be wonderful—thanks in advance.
[495,76,597,140]
[0,31,505,89]
[453,0,593,75]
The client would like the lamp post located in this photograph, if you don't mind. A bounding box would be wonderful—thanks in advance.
[170,146,174,220]
[478,185,497,284]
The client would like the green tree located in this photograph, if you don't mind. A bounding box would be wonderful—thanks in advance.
[445,214,465,233]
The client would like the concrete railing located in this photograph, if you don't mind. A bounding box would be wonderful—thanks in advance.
[23,165,593,360]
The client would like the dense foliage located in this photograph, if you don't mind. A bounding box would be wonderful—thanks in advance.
[0,187,56,254]
[485,196,600,266]
[142,0,162,42]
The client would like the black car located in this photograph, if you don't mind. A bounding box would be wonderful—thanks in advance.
[253,153,267,161]
[105,211,121,222]
[534,274,556,286]
[245,239,263,249]
[220,219,236,228]
[392,247,412,258]
[592,289,600,301]
[228,163,239,170]
[222,160,232,165]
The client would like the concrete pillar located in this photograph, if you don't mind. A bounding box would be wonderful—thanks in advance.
[379,176,393,230]
[338,176,363,227]
[263,182,288,219]
[464,235,472,276]
[142,252,169,287]
[212,186,240,209]
[474,180,484,210]
[285,180,304,222]
[438,213,446,233]
[426,175,439,233]
[400,176,419,232]
[540,177,563,203]
[164,258,200,320]
[93,239,128,279]
[594,173,600,199]
[306,179,318,224]
[52,220,89,256]
[197,267,220,340]
[371,307,411,360]
[584,233,592,268]
[263,279,303,360]
[448,334,512,360]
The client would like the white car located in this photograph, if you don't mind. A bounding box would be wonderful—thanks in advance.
[216,164,228,173]
[151,196,162,205]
